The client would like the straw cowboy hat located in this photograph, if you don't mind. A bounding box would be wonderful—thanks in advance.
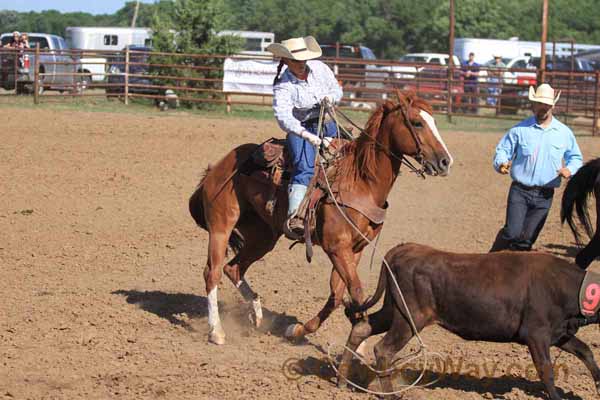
[528,83,561,106]
[267,36,322,61]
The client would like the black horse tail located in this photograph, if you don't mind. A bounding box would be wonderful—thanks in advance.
[347,258,390,314]
[189,168,244,254]
[561,158,600,245]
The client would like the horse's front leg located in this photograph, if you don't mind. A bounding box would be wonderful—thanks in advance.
[286,250,362,338]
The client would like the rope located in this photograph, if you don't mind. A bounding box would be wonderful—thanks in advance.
[315,101,442,395]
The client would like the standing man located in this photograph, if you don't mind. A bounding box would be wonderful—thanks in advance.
[487,54,506,109]
[461,52,480,114]
[490,83,583,252]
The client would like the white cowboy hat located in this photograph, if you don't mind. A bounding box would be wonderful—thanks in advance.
[267,36,322,61]
[528,83,561,106]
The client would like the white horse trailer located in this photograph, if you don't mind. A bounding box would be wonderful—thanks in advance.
[454,37,600,65]
[217,30,274,56]
[65,27,153,83]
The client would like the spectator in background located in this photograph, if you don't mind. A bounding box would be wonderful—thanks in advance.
[19,32,30,49]
[487,54,506,109]
[461,52,480,114]
[3,31,20,48]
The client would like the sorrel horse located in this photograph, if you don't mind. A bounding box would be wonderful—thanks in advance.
[561,157,600,269]
[189,91,453,344]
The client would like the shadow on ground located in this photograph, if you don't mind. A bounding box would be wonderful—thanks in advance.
[112,289,302,338]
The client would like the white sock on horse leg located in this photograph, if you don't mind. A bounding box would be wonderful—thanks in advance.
[237,279,263,323]
[252,298,263,322]
[207,286,221,328]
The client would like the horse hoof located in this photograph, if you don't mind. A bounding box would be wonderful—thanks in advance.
[337,375,349,389]
[208,326,226,345]
[254,317,262,329]
[285,323,305,339]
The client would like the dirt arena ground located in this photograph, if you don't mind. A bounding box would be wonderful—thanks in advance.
[2,105,600,400]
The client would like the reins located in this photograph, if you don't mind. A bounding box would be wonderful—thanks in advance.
[329,102,426,179]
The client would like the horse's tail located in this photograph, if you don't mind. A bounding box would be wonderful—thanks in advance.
[561,158,600,245]
[189,171,209,231]
[189,167,244,254]
[347,258,390,314]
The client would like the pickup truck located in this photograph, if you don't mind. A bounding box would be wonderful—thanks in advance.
[0,32,81,94]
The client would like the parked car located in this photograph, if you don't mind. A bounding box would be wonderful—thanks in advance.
[477,56,536,85]
[319,43,376,80]
[496,55,595,114]
[106,46,163,96]
[319,43,377,107]
[0,32,82,94]
[388,53,461,80]
[402,66,464,110]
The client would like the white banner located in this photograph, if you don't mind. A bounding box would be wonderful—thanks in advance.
[222,58,279,95]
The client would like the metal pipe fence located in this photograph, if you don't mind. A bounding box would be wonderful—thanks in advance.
[0,47,598,134]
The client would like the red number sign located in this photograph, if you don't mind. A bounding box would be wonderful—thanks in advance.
[582,283,600,315]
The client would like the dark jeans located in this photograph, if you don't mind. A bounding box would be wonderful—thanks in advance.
[463,83,478,113]
[490,182,555,252]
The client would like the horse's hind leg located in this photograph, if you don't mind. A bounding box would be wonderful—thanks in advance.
[204,223,239,345]
[223,212,280,327]
[204,205,240,345]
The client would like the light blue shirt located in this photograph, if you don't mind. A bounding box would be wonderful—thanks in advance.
[493,116,583,188]
[273,60,343,136]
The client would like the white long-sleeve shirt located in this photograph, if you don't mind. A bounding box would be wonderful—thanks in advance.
[272,60,343,136]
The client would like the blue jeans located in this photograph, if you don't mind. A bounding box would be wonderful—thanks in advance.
[490,182,554,252]
[287,120,338,185]
[487,77,501,106]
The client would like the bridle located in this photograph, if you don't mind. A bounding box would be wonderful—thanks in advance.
[330,99,427,179]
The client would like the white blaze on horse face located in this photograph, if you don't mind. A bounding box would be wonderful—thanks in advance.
[419,110,454,167]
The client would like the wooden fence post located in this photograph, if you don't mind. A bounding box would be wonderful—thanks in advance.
[447,64,454,122]
[33,43,40,105]
[13,48,18,93]
[124,46,130,105]
[226,94,231,113]
[593,71,599,136]
[447,0,455,122]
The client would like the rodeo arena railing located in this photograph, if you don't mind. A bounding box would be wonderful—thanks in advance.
[1,44,599,135]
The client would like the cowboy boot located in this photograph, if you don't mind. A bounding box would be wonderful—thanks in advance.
[283,183,306,240]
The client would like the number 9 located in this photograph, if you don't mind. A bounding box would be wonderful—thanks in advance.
[583,283,600,313]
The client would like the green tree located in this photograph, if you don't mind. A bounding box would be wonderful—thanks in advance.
[150,0,242,107]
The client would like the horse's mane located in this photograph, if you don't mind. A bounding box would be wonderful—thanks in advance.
[338,96,432,182]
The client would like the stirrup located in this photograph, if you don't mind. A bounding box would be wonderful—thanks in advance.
[283,215,304,240]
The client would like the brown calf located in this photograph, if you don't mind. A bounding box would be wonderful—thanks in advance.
[339,243,600,400]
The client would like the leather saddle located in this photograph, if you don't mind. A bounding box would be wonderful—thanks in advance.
[246,137,388,261]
